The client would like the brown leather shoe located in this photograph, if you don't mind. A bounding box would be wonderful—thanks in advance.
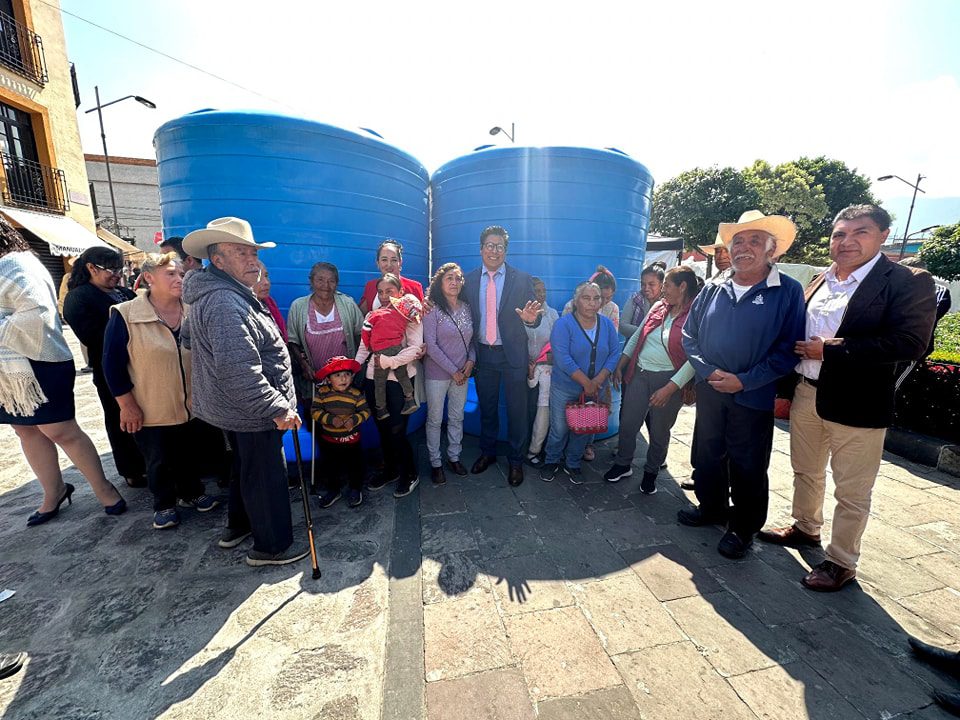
[471,455,496,474]
[758,524,821,548]
[802,560,856,592]
[508,464,524,487]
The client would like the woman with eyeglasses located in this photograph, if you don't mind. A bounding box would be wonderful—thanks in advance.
[357,240,424,314]
[63,247,146,487]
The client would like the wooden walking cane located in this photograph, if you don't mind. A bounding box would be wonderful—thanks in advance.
[292,428,321,579]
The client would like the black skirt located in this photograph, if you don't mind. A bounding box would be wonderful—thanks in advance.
[0,359,76,426]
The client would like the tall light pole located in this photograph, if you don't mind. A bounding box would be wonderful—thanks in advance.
[489,123,515,143]
[85,87,156,232]
[878,173,925,260]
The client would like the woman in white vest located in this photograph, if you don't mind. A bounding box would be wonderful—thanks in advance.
[102,252,221,530]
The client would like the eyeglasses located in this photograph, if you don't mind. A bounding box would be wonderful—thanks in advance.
[482,243,506,253]
[92,264,123,274]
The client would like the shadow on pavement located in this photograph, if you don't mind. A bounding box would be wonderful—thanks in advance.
[0,449,392,719]
[414,428,956,719]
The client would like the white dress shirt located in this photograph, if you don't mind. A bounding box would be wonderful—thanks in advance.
[798,251,882,380]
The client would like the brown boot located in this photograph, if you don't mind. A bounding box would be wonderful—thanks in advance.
[758,524,821,548]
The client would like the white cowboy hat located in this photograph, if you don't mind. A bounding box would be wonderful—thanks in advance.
[698,234,727,256]
[182,217,276,258]
[717,210,797,257]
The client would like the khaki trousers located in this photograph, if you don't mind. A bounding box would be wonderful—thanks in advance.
[790,381,886,570]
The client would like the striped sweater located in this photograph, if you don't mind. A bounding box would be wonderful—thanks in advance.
[311,384,371,444]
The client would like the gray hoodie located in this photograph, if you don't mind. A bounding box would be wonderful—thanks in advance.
[182,266,295,433]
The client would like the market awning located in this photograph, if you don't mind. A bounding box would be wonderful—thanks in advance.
[0,207,108,257]
[97,226,146,261]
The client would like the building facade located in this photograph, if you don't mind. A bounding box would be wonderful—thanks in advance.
[84,153,160,251]
[0,0,105,291]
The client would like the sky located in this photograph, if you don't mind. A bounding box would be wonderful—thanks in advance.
[61,0,960,236]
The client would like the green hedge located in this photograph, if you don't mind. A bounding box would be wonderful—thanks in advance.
[935,313,960,355]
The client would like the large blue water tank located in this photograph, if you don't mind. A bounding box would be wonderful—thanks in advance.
[153,110,431,450]
[153,110,430,313]
[431,146,655,440]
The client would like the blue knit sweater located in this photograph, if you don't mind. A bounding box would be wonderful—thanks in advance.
[550,313,620,394]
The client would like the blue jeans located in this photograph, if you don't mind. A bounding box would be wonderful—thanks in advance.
[544,381,593,470]
[425,377,468,468]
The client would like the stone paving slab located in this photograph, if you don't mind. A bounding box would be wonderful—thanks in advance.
[504,606,623,702]
[727,660,867,719]
[424,591,513,681]
[613,641,757,719]
[666,591,796,677]
[535,685,644,720]
[571,573,685,654]
[425,667,535,720]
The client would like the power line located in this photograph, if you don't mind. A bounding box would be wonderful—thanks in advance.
[40,0,298,110]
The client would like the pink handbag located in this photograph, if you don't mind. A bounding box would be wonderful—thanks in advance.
[565,393,610,435]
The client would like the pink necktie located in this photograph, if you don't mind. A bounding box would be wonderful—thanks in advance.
[485,271,497,344]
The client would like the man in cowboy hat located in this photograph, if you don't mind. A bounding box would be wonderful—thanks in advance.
[679,210,806,558]
[759,205,936,591]
[699,234,732,281]
[182,217,308,567]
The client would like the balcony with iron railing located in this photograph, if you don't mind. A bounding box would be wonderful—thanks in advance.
[1,152,69,214]
[0,10,47,86]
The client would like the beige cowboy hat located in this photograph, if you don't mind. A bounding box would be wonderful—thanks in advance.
[717,210,797,257]
[698,234,727,256]
[182,217,276,258]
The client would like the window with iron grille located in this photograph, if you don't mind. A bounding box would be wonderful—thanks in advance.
[0,1,47,86]
[0,100,68,213]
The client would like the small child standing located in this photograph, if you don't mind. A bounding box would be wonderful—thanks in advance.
[312,356,371,509]
[361,293,422,419]
[527,343,553,465]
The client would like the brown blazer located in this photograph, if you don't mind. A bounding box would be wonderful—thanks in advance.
[804,253,936,429]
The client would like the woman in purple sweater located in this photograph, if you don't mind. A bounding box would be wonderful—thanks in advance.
[422,263,475,485]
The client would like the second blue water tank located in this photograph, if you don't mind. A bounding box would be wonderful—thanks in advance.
[431,146,655,440]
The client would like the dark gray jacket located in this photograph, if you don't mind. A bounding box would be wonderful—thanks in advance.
[182,266,295,432]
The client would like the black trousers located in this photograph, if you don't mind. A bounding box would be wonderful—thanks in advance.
[691,382,774,538]
[135,422,204,512]
[475,345,529,464]
[225,428,294,555]
[321,441,364,492]
[189,418,232,484]
[92,370,145,480]
[364,378,415,482]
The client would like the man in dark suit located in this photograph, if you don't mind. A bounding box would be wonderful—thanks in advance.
[463,226,542,486]
[759,204,936,591]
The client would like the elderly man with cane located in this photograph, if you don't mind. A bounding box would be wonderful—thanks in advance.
[183,217,310,567]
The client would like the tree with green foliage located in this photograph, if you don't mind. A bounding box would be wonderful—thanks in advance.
[918,222,960,281]
[650,166,760,251]
[743,160,830,263]
[791,156,878,238]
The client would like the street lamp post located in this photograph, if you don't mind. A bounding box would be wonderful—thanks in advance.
[85,87,157,233]
[489,123,515,143]
[878,173,925,260]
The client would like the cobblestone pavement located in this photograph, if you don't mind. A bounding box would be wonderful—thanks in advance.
[2,330,960,719]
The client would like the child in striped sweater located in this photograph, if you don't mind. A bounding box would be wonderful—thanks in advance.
[312,356,371,509]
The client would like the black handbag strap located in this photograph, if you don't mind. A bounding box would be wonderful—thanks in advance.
[572,314,599,378]
[440,305,471,363]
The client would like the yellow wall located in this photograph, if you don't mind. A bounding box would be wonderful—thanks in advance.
[0,0,95,232]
